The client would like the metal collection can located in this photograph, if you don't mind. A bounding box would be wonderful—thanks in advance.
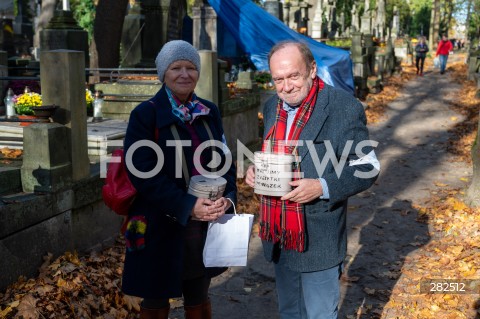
[253,151,295,197]
[187,175,227,200]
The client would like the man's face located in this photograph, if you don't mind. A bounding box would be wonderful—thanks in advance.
[269,45,317,106]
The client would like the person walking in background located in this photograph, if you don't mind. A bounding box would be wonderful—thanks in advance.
[245,41,379,319]
[436,34,453,74]
[121,40,237,319]
[415,36,429,76]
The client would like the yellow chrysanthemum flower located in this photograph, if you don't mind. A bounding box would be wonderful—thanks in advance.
[16,92,42,107]
[86,89,94,107]
[15,92,43,115]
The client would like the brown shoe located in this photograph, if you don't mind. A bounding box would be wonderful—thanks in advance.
[140,305,170,319]
[184,299,211,319]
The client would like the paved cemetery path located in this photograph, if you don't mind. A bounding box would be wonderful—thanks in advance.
[168,57,470,319]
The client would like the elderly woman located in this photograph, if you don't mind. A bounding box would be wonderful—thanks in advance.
[121,40,237,319]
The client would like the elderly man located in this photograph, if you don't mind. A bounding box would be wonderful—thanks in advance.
[246,41,379,319]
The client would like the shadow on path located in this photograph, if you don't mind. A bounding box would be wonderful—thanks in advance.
[340,62,468,318]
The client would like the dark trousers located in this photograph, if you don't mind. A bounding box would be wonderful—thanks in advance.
[142,275,211,308]
[416,56,426,73]
[142,220,211,309]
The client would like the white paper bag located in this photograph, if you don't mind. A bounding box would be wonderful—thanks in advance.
[203,201,254,267]
[433,57,440,68]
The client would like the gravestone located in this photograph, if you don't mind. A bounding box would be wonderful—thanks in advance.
[192,4,217,51]
[311,0,323,40]
[391,6,400,40]
[375,0,386,39]
[351,4,359,32]
[134,0,187,67]
[264,0,283,21]
[327,1,339,39]
[193,3,243,61]
[39,10,89,67]
[120,3,142,67]
[236,71,257,90]
[338,12,345,36]
[217,59,230,105]
[299,2,311,35]
[166,0,187,42]
[40,50,89,182]
[283,2,291,27]
[21,124,72,192]
[196,50,218,106]
[360,0,372,35]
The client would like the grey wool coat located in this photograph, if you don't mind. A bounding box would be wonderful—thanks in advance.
[261,83,379,272]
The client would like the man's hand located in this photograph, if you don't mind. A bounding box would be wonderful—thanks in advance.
[281,179,323,204]
[245,165,255,188]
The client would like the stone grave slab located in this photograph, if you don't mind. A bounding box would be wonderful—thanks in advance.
[0,118,128,156]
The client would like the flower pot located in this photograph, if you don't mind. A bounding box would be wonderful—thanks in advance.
[17,115,40,127]
[32,105,58,119]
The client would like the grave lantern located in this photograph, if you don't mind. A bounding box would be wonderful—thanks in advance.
[93,90,104,122]
[4,88,16,119]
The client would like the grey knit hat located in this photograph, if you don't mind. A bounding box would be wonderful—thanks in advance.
[155,40,201,81]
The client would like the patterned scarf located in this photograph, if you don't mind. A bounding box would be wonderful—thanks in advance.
[260,77,324,252]
[166,86,210,123]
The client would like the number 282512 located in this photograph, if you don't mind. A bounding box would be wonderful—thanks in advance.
[420,279,480,294]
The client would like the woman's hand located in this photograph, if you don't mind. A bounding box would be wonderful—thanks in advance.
[191,197,228,221]
[213,197,232,215]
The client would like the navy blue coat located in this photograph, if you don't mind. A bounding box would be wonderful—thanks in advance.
[261,84,379,272]
[121,85,237,299]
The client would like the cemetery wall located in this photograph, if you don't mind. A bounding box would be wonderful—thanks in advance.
[0,168,123,291]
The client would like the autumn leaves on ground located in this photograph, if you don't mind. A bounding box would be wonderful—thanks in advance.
[1,55,480,318]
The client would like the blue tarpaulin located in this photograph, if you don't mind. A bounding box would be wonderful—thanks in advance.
[207,0,355,95]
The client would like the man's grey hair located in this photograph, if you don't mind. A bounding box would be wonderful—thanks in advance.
[268,41,315,72]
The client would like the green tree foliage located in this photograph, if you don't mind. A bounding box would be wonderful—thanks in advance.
[385,0,414,35]
[13,0,33,20]
[70,0,96,42]
[465,0,480,41]
[408,0,432,37]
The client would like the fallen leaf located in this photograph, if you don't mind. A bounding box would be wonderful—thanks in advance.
[16,294,38,319]
[434,182,448,187]
[363,287,376,295]
[123,294,141,312]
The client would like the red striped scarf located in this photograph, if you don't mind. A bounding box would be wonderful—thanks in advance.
[260,77,324,252]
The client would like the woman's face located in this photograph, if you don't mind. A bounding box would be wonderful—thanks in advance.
[164,60,199,102]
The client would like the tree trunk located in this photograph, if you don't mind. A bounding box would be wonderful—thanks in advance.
[466,130,480,206]
[465,0,472,40]
[88,39,99,84]
[429,0,441,50]
[93,0,129,69]
[444,0,454,35]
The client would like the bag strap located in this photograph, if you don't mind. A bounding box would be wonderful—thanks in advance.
[226,198,236,215]
[201,118,217,173]
[166,116,216,187]
[170,124,190,186]
[201,118,214,140]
